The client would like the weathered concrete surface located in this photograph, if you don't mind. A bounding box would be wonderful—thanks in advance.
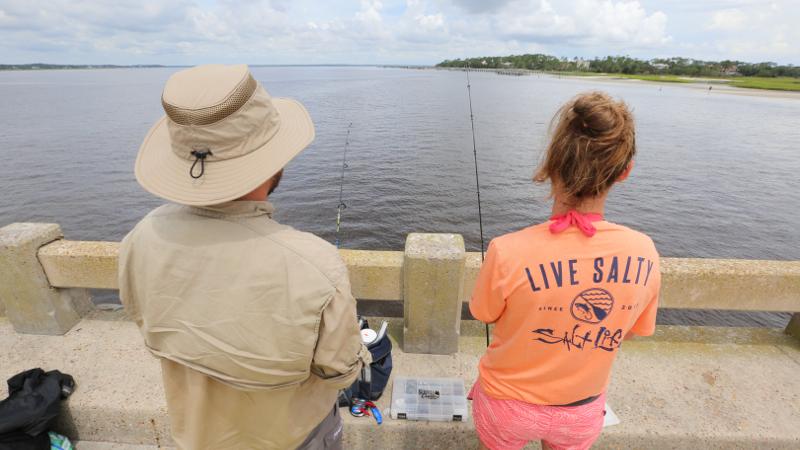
[0,223,92,334]
[340,249,403,300]
[0,317,170,445]
[464,252,482,304]
[2,317,798,449]
[658,258,800,311]
[404,233,465,354]
[39,240,120,290]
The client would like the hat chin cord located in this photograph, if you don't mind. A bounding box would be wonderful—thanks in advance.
[189,149,213,179]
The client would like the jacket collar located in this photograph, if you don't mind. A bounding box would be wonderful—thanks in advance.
[188,201,274,219]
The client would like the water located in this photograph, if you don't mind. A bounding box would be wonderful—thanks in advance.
[2,67,798,327]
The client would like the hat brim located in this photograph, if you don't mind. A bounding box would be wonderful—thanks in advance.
[135,98,315,206]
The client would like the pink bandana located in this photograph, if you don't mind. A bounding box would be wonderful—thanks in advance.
[549,211,604,237]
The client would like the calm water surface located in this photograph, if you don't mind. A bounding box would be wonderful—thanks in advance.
[2,67,798,326]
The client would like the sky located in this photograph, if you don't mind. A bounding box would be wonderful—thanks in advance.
[1,0,798,65]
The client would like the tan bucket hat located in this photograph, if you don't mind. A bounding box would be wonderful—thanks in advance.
[135,64,315,205]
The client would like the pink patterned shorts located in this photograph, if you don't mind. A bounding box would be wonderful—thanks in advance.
[469,381,606,450]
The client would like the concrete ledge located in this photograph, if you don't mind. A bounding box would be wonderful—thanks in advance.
[38,240,800,313]
[658,258,800,311]
[38,241,405,301]
[464,252,482,304]
[39,240,120,290]
[2,317,799,449]
[340,249,403,300]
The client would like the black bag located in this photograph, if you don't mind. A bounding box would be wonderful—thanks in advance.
[339,319,393,405]
[0,368,75,450]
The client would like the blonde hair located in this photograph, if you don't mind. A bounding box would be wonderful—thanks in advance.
[534,91,636,202]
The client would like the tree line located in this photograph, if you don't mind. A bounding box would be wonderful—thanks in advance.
[437,55,800,78]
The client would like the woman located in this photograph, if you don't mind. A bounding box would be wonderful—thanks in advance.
[469,91,661,450]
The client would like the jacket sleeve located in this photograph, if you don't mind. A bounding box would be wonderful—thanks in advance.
[310,276,372,389]
[117,230,144,329]
[469,240,508,324]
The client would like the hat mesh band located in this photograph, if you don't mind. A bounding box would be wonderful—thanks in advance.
[162,74,258,126]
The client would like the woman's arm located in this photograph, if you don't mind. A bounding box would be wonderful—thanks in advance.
[469,240,508,324]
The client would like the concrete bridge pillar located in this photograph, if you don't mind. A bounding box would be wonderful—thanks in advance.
[0,223,92,334]
[403,233,465,355]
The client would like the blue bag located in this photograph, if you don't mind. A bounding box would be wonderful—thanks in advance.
[339,319,393,405]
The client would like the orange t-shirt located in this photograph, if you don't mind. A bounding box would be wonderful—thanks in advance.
[470,219,661,405]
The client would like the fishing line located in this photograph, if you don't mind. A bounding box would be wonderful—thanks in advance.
[466,64,491,348]
[335,122,353,249]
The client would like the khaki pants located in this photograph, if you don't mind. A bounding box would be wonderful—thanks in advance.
[296,406,343,450]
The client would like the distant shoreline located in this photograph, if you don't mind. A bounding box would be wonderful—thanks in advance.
[0,63,383,72]
[4,64,798,99]
[418,66,800,98]
[0,64,172,71]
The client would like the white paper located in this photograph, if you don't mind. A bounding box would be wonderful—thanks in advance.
[603,403,620,427]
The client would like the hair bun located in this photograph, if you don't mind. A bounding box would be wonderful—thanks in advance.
[571,92,622,135]
[534,91,636,201]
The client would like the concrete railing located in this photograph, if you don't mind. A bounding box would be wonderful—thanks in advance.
[2,222,800,348]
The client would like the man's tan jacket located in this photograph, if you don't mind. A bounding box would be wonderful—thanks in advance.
[119,201,370,449]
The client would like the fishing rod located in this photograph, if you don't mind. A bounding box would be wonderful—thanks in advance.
[335,123,353,249]
[466,63,490,348]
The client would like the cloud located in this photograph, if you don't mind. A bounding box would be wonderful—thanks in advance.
[448,0,670,49]
[448,0,514,14]
[691,1,800,62]
[497,1,579,42]
[0,0,797,64]
[575,0,669,46]
[708,8,747,31]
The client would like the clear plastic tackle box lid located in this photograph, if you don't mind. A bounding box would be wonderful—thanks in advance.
[390,377,469,422]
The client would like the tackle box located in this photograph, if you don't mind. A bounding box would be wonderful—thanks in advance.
[390,376,469,422]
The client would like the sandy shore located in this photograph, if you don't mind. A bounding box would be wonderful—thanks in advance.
[563,74,800,100]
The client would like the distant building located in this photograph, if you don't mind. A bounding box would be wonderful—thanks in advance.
[502,61,512,67]
[576,59,590,70]
[652,63,668,71]
[722,65,739,76]
[481,60,488,66]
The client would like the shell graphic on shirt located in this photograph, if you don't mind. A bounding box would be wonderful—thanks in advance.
[570,288,615,324]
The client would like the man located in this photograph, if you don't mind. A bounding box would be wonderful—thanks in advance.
[119,64,369,449]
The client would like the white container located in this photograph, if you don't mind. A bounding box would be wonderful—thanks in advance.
[390,377,468,422]
[360,328,377,344]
